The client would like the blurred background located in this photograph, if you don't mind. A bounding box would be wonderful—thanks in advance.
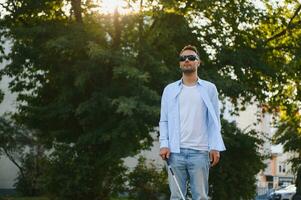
[0,0,300,199]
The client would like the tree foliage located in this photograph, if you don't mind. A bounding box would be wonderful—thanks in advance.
[256,0,301,171]
[127,156,169,200]
[209,119,265,200]
[0,116,47,196]
[0,0,300,199]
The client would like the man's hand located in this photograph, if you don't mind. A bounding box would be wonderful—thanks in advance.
[160,147,170,160]
[209,150,220,167]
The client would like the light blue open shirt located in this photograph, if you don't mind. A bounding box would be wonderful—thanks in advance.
[159,78,226,153]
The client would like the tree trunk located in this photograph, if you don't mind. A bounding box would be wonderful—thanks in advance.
[113,8,121,49]
[3,148,25,179]
[71,0,83,23]
[137,0,144,65]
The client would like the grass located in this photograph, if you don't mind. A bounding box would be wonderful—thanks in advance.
[0,196,130,200]
[0,197,49,200]
[1,197,131,200]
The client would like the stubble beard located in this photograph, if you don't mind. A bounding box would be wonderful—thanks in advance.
[180,66,197,74]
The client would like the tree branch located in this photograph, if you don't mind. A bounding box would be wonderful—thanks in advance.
[2,148,25,179]
[265,4,301,44]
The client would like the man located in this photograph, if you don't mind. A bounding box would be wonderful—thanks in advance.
[159,45,226,200]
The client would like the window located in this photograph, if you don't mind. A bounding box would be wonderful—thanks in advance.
[278,163,286,173]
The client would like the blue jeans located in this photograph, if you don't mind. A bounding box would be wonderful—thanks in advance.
[167,148,210,200]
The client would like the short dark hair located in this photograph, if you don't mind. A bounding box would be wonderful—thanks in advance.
[180,45,200,57]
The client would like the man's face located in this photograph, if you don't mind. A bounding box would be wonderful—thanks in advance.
[179,50,200,74]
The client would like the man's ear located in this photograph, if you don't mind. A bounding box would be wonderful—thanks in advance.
[199,59,203,66]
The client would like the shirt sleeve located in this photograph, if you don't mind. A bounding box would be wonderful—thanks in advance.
[159,87,169,148]
[209,84,226,151]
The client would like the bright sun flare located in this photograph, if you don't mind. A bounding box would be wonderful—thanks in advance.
[99,0,140,14]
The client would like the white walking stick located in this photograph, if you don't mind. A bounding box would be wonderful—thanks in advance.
[166,159,186,200]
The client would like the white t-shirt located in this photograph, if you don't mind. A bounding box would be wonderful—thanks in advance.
[179,84,209,151]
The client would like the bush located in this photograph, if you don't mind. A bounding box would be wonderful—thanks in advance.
[14,151,49,197]
[127,156,169,200]
[42,144,126,200]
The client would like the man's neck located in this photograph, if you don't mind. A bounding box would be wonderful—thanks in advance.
[182,73,198,86]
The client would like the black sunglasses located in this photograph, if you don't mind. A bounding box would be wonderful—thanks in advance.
[179,55,198,62]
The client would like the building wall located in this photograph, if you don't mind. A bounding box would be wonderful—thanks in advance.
[235,103,295,189]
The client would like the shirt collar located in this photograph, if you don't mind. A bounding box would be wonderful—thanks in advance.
[177,77,203,86]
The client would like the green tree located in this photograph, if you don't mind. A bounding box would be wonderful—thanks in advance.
[0,0,299,199]
[0,1,164,199]
[255,1,301,170]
